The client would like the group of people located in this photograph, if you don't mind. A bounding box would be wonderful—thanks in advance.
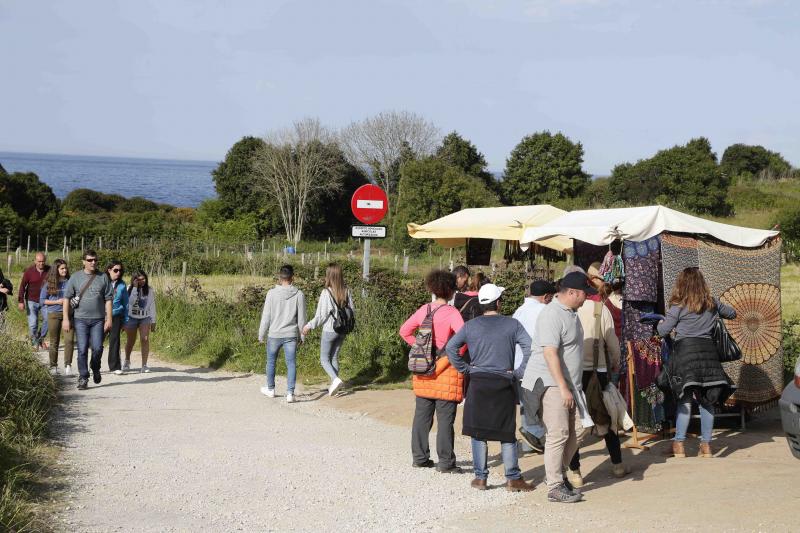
[399,263,737,503]
[257,263,355,403]
[11,251,157,389]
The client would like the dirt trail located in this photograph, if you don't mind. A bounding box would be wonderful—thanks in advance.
[49,352,797,532]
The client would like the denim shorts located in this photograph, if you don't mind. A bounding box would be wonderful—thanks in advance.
[125,316,152,329]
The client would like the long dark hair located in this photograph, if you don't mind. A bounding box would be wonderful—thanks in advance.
[46,259,70,296]
[105,260,124,288]
[128,270,150,296]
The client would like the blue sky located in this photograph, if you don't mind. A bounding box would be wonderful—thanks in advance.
[0,0,798,174]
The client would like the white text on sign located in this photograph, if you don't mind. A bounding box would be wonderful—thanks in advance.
[356,200,384,210]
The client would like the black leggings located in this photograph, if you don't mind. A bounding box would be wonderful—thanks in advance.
[570,371,622,470]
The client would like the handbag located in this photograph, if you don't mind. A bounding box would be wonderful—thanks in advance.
[586,302,611,435]
[712,313,742,363]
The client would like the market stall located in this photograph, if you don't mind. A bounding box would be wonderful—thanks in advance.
[521,205,782,431]
[407,205,572,272]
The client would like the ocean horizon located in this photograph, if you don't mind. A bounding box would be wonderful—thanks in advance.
[0,151,219,208]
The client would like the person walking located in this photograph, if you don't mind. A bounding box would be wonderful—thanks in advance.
[399,270,465,474]
[445,283,534,491]
[124,270,157,373]
[657,267,737,458]
[41,259,74,375]
[258,265,306,403]
[18,252,50,349]
[0,267,13,334]
[105,260,128,374]
[520,272,598,503]
[512,280,557,454]
[302,263,354,396]
[63,250,113,390]
[566,274,627,487]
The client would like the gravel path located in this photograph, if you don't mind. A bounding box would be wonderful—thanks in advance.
[49,353,528,532]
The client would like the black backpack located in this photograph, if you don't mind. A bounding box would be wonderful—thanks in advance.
[454,292,482,322]
[328,289,355,335]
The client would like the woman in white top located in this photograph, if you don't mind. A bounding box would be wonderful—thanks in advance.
[302,263,354,396]
[124,270,157,373]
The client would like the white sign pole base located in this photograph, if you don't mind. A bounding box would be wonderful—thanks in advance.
[362,238,371,281]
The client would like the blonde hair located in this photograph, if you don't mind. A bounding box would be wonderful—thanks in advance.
[669,267,715,314]
[324,263,348,306]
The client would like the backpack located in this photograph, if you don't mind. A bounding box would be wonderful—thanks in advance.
[407,304,445,375]
[453,293,483,322]
[327,289,355,335]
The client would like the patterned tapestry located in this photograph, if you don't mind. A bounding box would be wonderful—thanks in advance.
[661,233,784,405]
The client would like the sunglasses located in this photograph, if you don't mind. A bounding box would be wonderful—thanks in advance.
[111,268,122,273]
[84,258,98,262]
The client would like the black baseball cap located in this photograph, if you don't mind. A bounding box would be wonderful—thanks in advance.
[530,280,556,296]
[559,272,598,295]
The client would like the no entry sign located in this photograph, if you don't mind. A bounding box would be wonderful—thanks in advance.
[351,184,388,225]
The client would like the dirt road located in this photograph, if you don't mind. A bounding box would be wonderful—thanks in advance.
[50,353,797,532]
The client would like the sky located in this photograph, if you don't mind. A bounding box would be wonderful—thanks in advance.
[0,0,798,175]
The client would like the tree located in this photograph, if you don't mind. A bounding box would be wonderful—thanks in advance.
[62,189,125,212]
[500,131,590,206]
[608,137,732,215]
[0,171,58,218]
[251,118,346,245]
[392,157,500,252]
[339,110,440,197]
[304,157,369,240]
[435,131,496,190]
[212,136,268,216]
[721,143,794,180]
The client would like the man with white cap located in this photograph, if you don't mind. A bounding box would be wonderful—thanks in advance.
[445,283,534,492]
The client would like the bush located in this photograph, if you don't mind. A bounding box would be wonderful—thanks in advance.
[783,318,800,381]
[0,333,57,531]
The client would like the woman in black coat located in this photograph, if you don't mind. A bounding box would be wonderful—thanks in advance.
[657,267,736,459]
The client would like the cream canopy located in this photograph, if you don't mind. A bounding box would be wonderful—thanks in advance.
[520,205,779,248]
[407,205,573,252]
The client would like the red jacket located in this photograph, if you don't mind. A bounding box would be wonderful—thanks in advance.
[18,265,49,304]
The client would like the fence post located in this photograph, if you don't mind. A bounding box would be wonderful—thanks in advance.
[81,236,85,254]
[45,236,48,255]
[26,235,30,259]
[6,235,10,254]
[403,256,409,274]
[6,255,11,276]
[314,266,319,279]
[181,261,187,293]
[261,239,265,254]
[302,253,305,265]
[394,254,398,269]
[99,236,103,250]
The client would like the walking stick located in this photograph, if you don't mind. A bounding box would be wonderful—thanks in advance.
[623,340,654,451]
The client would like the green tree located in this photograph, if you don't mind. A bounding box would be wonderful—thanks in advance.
[62,189,124,212]
[435,131,496,190]
[392,157,500,252]
[608,137,731,215]
[500,131,590,206]
[721,143,794,180]
[212,136,269,216]
[0,172,58,218]
[305,157,369,240]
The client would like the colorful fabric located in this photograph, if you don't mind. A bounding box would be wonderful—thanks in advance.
[660,234,699,300]
[622,236,660,302]
[698,237,784,404]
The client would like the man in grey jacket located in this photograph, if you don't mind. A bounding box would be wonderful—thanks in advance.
[258,264,306,403]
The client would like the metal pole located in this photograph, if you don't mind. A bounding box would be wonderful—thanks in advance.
[362,238,371,280]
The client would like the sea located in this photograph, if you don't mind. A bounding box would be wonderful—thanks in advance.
[0,152,218,208]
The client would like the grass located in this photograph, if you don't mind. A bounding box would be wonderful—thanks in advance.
[0,325,58,532]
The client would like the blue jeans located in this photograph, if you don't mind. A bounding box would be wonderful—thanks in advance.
[471,438,521,481]
[674,400,714,443]
[75,318,105,380]
[26,300,48,344]
[266,337,298,394]
[320,331,345,381]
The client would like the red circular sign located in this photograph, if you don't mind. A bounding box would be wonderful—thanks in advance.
[351,184,388,224]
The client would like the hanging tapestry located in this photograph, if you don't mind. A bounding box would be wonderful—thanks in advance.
[622,236,661,302]
[698,237,784,405]
[466,238,493,266]
[573,240,607,272]
[660,233,700,300]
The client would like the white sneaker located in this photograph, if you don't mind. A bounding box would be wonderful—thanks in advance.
[260,386,275,398]
[64,365,72,375]
[122,361,131,371]
[141,365,150,373]
[114,369,123,375]
[49,367,58,376]
[328,377,343,396]
[286,393,295,403]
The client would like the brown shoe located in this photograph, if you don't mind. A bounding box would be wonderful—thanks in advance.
[672,441,686,458]
[471,478,487,491]
[506,478,535,492]
[699,442,713,458]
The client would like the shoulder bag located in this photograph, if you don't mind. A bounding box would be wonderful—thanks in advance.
[712,310,741,363]
[70,273,96,310]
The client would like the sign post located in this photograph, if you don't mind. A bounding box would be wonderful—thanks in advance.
[351,184,389,280]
